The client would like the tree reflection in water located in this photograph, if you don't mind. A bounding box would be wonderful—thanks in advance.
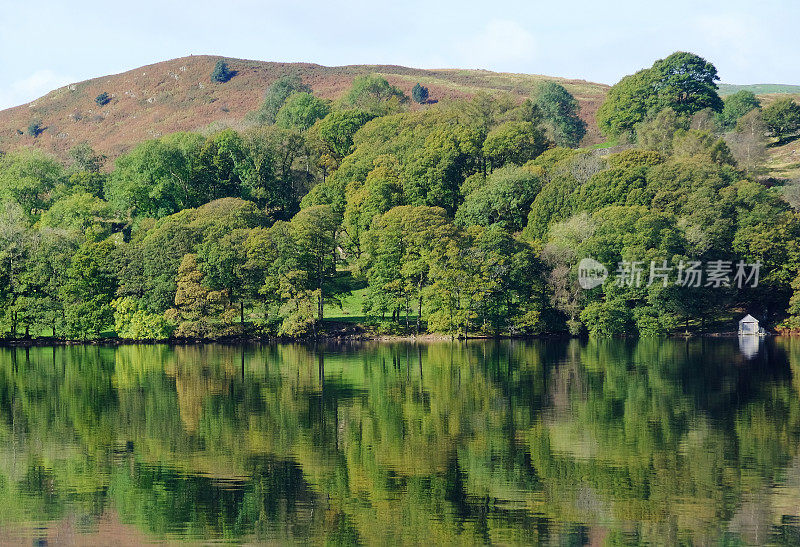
[0,339,798,544]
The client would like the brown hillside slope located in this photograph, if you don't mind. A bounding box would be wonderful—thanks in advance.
[0,55,609,160]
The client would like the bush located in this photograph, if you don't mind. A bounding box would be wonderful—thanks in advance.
[112,297,173,340]
[580,299,633,336]
[95,92,111,106]
[411,83,429,104]
[26,120,43,137]
[211,60,235,83]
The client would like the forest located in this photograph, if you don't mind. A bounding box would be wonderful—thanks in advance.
[2,52,800,340]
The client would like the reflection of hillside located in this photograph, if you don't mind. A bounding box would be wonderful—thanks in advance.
[0,340,799,543]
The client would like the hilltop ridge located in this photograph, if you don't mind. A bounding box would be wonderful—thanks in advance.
[0,55,609,159]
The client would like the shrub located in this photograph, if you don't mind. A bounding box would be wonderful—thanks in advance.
[27,120,43,137]
[95,92,111,106]
[411,83,429,104]
[211,60,235,83]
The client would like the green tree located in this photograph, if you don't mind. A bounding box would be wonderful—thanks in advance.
[238,126,305,220]
[482,121,549,169]
[195,129,247,200]
[107,132,205,217]
[411,83,429,104]
[252,75,311,125]
[68,143,107,199]
[61,239,118,339]
[535,82,586,147]
[455,165,543,231]
[112,296,172,339]
[0,148,65,218]
[210,60,235,83]
[27,119,43,137]
[718,90,761,130]
[635,107,686,153]
[197,227,256,332]
[116,198,267,315]
[598,52,723,137]
[39,192,117,241]
[762,97,800,142]
[69,142,106,173]
[342,155,404,255]
[289,205,341,324]
[313,109,374,160]
[342,75,408,115]
[428,224,546,335]
[579,298,632,336]
[95,92,111,106]
[0,200,32,337]
[275,92,331,131]
[362,205,456,331]
[165,253,234,338]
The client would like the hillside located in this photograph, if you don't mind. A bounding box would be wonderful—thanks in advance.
[718,83,800,96]
[0,55,609,160]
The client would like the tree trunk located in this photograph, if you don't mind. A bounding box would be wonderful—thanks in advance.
[416,291,423,335]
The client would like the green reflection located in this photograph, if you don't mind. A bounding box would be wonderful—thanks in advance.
[0,340,798,544]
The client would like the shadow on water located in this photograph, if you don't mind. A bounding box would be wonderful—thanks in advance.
[0,338,799,544]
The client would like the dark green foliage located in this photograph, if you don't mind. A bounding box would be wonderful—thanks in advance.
[237,126,305,219]
[762,97,800,141]
[412,83,429,104]
[210,60,235,83]
[27,120,43,137]
[116,198,268,315]
[61,240,118,338]
[535,82,587,147]
[598,51,723,138]
[455,165,543,231]
[522,173,580,242]
[313,109,375,160]
[95,92,111,106]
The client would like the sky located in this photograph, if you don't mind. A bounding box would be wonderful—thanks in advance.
[0,0,797,110]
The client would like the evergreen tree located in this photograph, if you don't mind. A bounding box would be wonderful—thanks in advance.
[412,83,429,104]
[210,60,235,83]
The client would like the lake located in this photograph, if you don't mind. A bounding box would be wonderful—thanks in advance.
[1,338,799,544]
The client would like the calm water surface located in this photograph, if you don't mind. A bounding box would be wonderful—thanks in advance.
[1,339,800,544]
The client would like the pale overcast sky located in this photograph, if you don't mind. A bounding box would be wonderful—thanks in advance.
[0,0,797,109]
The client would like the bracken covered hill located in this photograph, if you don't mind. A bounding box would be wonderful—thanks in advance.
[0,55,609,160]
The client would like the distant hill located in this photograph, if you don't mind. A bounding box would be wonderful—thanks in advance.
[0,55,609,160]
[718,83,800,96]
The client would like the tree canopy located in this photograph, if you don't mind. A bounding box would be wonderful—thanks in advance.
[597,52,723,138]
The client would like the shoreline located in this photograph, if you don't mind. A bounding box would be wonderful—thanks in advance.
[0,331,772,348]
